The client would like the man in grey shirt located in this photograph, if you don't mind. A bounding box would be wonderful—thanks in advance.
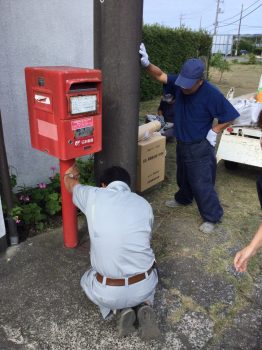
[64,165,159,340]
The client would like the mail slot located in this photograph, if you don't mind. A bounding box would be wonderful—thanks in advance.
[25,66,102,160]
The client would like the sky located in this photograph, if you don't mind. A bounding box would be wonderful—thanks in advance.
[143,0,262,35]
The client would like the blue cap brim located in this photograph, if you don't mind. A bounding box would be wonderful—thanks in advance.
[175,75,198,89]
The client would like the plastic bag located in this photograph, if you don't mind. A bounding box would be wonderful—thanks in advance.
[230,97,262,126]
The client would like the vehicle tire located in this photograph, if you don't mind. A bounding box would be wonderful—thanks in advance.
[224,160,238,170]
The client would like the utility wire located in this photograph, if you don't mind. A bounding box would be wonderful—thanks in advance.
[204,0,262,30]
[218,0,261,23]
[217,3,262,28]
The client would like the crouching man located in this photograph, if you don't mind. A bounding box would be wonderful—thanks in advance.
[64,165,160,340]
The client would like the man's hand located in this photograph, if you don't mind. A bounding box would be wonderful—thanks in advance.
[206,129,218,147]
[64,163,80,179]
[234,245,256,272]
[64,163,80,193]
[139,43,150,68]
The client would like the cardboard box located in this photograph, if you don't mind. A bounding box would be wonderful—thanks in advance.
[137,134,166,192]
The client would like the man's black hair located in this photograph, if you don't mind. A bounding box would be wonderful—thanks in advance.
[99,166,131,187]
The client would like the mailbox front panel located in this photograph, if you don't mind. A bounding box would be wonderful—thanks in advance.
[25,66,102,159]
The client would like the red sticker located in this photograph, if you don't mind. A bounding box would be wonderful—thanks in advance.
[71,117,93,131]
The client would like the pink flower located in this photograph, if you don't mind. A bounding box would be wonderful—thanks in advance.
[38,182,47,189]
[19,195,30,202]
[14,216,21,224]
[50,166,57,174]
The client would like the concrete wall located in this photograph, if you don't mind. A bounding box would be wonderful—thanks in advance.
[0,0,93,187]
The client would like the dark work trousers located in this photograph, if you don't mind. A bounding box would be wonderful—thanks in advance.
[257,174,262,209]
[174,139,223,223]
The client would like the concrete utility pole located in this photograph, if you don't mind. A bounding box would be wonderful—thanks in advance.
[179,13,184,27]
[235,3,243,56]
[93,0,143,190]
[213,0,223,35]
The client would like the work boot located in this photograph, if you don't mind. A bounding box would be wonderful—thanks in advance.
[165,199,182,208]
[199,221,215,234]
[137,305,160,341]
[117,308,136,337]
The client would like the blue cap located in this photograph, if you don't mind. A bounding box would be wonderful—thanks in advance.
[175,58,204,89]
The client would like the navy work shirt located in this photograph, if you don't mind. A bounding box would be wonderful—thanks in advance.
[166,74,240,142]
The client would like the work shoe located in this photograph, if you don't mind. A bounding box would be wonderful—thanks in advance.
[199,222,215,234]
[117,308,136,337]
[165,199,181,208]
[137,305,160,340]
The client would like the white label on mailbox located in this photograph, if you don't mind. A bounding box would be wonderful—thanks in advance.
[70,95,97,114]
[35,94,51,104]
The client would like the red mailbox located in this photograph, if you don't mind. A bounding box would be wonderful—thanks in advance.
[25,66,102,159]
[25,66,102,248]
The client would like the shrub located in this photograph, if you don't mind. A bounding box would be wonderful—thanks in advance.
[248,53,256,65]
[210,53,230,82]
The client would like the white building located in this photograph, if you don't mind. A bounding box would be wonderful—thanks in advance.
[0,0,93,187]
[212,34,233,56]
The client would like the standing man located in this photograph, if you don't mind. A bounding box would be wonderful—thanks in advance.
[139,43,239,234]
[64,165,160,340]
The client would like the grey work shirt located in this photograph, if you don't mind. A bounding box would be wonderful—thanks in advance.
[73,181,158,318]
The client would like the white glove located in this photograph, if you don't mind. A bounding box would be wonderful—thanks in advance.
[206,129,218,147]
[139,43,150,68]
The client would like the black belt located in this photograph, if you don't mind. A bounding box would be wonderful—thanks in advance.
[177,139,204,145]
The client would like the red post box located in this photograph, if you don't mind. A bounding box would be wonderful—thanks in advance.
[25,66,102,159]
[25,66,102,247]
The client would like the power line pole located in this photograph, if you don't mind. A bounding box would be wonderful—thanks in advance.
[235,3,243,56]
[93,0,143,190]
[179,13,184,27]
[213,0,223,35]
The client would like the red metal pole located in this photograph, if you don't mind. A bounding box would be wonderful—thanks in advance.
[59,159,78,248]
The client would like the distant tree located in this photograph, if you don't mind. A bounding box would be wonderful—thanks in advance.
[210,53,231,82]
[233,39,254,54]
[254,48,262,56]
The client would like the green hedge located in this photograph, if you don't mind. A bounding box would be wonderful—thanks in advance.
[140,25,212,100]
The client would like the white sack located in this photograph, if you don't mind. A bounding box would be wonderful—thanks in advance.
[230,97,262,126]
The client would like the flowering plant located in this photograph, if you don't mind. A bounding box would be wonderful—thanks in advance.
[11,167,61,231]
[8,158,95,234]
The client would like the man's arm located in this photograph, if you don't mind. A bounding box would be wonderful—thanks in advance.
[234,223,262,272]
[139,43,167,84]
[206,121,233,147]
[212,121,233,134]
[146,63,168,84]
[63,163,80,193]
